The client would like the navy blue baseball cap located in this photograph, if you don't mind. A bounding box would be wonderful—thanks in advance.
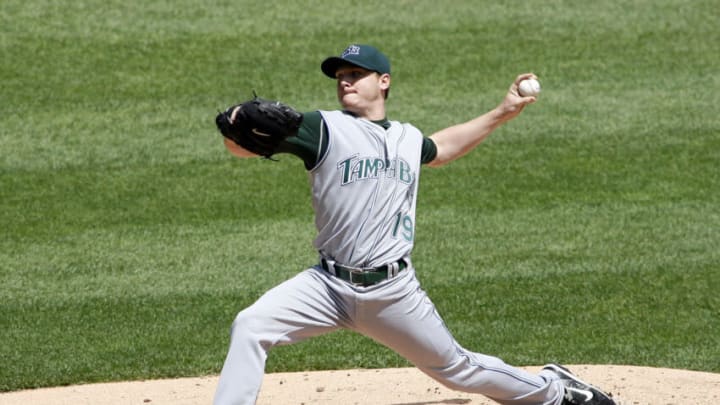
[321,44,391,78]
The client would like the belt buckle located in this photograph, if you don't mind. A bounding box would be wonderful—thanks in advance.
[348,268,366,285]
[323,259,403,286]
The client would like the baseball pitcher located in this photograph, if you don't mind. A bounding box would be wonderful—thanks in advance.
[212,44,616,405]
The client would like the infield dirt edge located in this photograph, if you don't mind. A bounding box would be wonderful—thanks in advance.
[2,365,719,405]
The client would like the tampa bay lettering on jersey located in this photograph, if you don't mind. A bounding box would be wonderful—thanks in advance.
[337,155,415,186]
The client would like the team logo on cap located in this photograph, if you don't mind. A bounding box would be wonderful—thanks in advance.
[342,45,361,58]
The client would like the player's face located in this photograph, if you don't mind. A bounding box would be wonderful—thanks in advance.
[335,66,389,115]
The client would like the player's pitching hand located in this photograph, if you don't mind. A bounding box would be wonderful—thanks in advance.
[496,73,539,121]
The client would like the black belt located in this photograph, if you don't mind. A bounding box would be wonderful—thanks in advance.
[320,258,407,287]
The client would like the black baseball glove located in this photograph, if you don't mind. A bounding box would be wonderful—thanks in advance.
[215,96,303,158]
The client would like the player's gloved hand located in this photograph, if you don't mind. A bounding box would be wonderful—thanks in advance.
[215,96,303,158]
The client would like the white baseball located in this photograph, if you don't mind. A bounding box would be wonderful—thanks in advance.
[518,78,541,97]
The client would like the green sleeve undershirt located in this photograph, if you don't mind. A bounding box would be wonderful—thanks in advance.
[276,111,437,170]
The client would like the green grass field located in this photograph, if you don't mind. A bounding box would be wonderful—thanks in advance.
[1,0,719,392]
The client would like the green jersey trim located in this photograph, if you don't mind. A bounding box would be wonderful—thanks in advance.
[277,111,437,169]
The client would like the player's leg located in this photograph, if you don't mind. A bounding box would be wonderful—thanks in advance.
[355,268,564,405]
[213,267,349,405]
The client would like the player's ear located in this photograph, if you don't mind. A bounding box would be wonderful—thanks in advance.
[379,73,391,99]
[378,73,391,91]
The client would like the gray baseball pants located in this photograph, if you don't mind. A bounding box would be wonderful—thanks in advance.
[213,264,564,405]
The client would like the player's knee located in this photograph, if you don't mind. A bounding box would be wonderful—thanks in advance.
[229,307,272,342]
[231,309,257,334]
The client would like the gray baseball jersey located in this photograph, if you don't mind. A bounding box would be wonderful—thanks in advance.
[312,110,422,267]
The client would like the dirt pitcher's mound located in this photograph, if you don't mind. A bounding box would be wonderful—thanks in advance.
[2,365,719,405]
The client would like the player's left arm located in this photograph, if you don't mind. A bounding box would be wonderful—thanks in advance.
[221,110,325,168]
[215,97,303,159]
[223,137,258,158]
[427,73,537,168]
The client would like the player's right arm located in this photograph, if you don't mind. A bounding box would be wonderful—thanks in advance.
[427,73,537,167]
